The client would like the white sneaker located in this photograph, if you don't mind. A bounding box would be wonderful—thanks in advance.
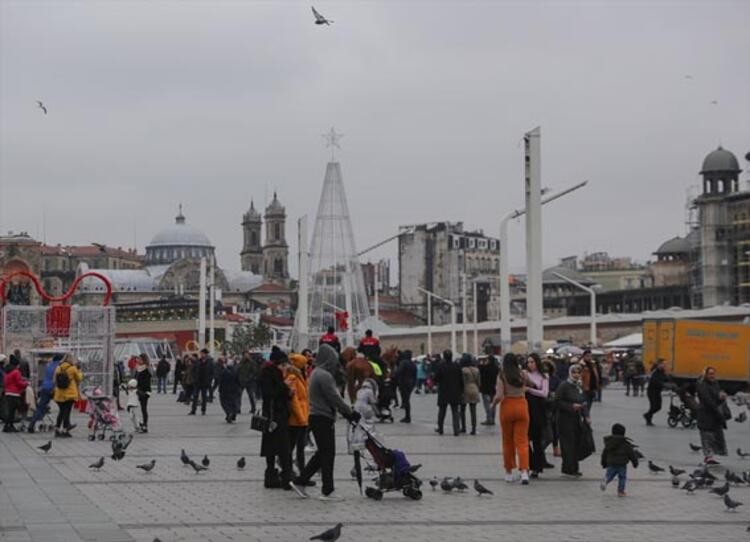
[504,472,514,483]
[318,492,344,502]
[520,471,529,485]
[288,482,308,499]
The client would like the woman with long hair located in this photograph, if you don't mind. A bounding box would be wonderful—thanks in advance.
[525,353,549,478]
[492,353,535,484]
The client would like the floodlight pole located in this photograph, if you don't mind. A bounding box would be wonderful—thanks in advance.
[552,272,597,346]
[418,287,456,355]
[499,180,588,355]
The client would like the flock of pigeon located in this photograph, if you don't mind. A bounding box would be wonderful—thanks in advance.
[427,475,494,496]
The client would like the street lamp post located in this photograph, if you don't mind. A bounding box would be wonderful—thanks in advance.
[552,272,597,346]
[499,181,588,355]
[418,287,456,355]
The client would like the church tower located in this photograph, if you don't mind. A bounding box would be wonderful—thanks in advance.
[262,192,289,280]
[240,200,263,274]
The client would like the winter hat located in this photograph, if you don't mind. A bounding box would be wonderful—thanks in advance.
[127,379,137,389]
[289,353,307,370]
[269,346,287,365]
[611,423,626,436]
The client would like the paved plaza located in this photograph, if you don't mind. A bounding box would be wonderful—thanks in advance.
[1,386,749,542]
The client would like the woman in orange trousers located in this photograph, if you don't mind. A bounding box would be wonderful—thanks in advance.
[493,353,536,485]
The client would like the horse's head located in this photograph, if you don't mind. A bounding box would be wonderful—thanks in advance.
[340,346,357,364]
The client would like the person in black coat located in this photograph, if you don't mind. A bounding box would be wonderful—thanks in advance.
[219,361,241,423]
[155,356,170,394]
[479,355,499,425]
[394,350,417,423]
[172,356,184,395]
[555,364,587,476]
[259,347,293,489]
[189,349,213,415]
[695,367,728,464]
[135,354,152,433]
[643,359,669,426]
[434,350,464,436]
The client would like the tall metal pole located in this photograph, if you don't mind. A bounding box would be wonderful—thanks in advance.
[198,257,207,349]
[525,126,543,353]
[473,280,478,356]
[427,295,432,355]
[374,265,380,321]
[344,261,354,348]
[551,271,597,346]
[297,216,309,349]
[450,303,457,355]
[461,272,467,353]
[209,254,215,357]
[499,181,587,356]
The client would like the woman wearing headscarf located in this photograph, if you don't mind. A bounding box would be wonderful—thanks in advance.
[555,364,587,476]
[460,353,481,435]
[695,366,728,465]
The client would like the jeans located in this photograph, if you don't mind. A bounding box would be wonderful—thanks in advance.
[460,402,477,433]
[191,386,209,414]
[29,388,53,429]
[437,403,460,435]
[298,415,336,495]
[481,393,496,423]
[241,383,256,413]
[157,377,167,394]
[604,465,627,493]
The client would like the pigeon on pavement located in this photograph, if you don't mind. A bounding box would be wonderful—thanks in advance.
[735,412,747,423]
[37,441,52,453]
[710,482,730,497]
[737,448,750,459]
[202,454,210,467]
[180,449,191,466]
[648,460,665,473]
[89,457,105,470]
[136,460,156,473]
[429,476,439,490]
[453,477,468,492]
[474,479,493,496]
[681,480,697,494]
[188,460,207,473]
[669,466,686,477]
[689,443,702,452]
[310,522,342,541]
[440,477,454,492]
[671,476,681,488]
[236,457,246,470]
[724,493,743,511]
[726,470,745,485]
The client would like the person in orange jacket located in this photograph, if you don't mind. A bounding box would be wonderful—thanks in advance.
[286,353,311,478]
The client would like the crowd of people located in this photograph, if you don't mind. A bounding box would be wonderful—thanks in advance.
[0,331,742,500]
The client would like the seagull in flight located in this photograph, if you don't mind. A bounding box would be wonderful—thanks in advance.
[36,100,47,114]
[312,6,333,25]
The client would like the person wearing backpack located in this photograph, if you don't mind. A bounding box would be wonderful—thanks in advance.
[53,354,83,438]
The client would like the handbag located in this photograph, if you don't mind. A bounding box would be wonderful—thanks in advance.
[250,414,270,432]
[576,415,596,461]
[719,401,732,421]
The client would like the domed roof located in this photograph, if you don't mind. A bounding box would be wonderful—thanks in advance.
[244,200,261,220]
[654,236,689,255]
[148,206,213,248]
[265,192,285,214]
[701,146,741,175]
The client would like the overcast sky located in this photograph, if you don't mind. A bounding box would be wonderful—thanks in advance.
[1,1,749,279]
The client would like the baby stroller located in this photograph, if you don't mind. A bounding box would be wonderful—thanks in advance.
[667,388,697,429]
[84,388,124,441]
[375,377,395,423]
[353,422,422,501]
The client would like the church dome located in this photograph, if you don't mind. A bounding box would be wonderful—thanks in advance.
[701,146,741,175]
[145,206,214,265]
[265,192,285,215]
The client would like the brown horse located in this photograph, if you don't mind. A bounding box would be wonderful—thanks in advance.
[345,356,374,403]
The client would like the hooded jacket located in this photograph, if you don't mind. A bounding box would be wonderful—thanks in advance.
[285,365,310,427]
[600,434,639,468]
[308,344,353,421]
[53,361,83,402]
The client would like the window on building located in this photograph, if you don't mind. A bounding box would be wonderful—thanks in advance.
[274,223,281,241]
[251,230,258,246]
[274,258,283,275]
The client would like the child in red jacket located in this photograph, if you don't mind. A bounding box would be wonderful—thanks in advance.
[3,355,28,433]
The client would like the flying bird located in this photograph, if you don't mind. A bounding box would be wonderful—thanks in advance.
[648,460,665,473]
[710,482,730,497]
[724,493,743,511]
[36,100,47,114]
[111,449,125,461]
[89,457,105,470]
[738,448,750,459]
[474,479,493,496]
[711,100,719,105]
[669,466,686,477]
[201,454,210,468]
[37,441,52,453]
[689,443,702,452]
[236,457,246,470]
[429,476,439,490]
[311,6,333,25]
[136,459,156,473]
[684,75,693,80]
[310,522,342,541]
[120,433,134,450]
[188,460,207,473]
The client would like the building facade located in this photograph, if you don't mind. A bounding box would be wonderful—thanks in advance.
[398,222,500,325]
[240,193,289,282]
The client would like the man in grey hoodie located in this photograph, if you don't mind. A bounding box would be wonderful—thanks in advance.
[294,344,360,500]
